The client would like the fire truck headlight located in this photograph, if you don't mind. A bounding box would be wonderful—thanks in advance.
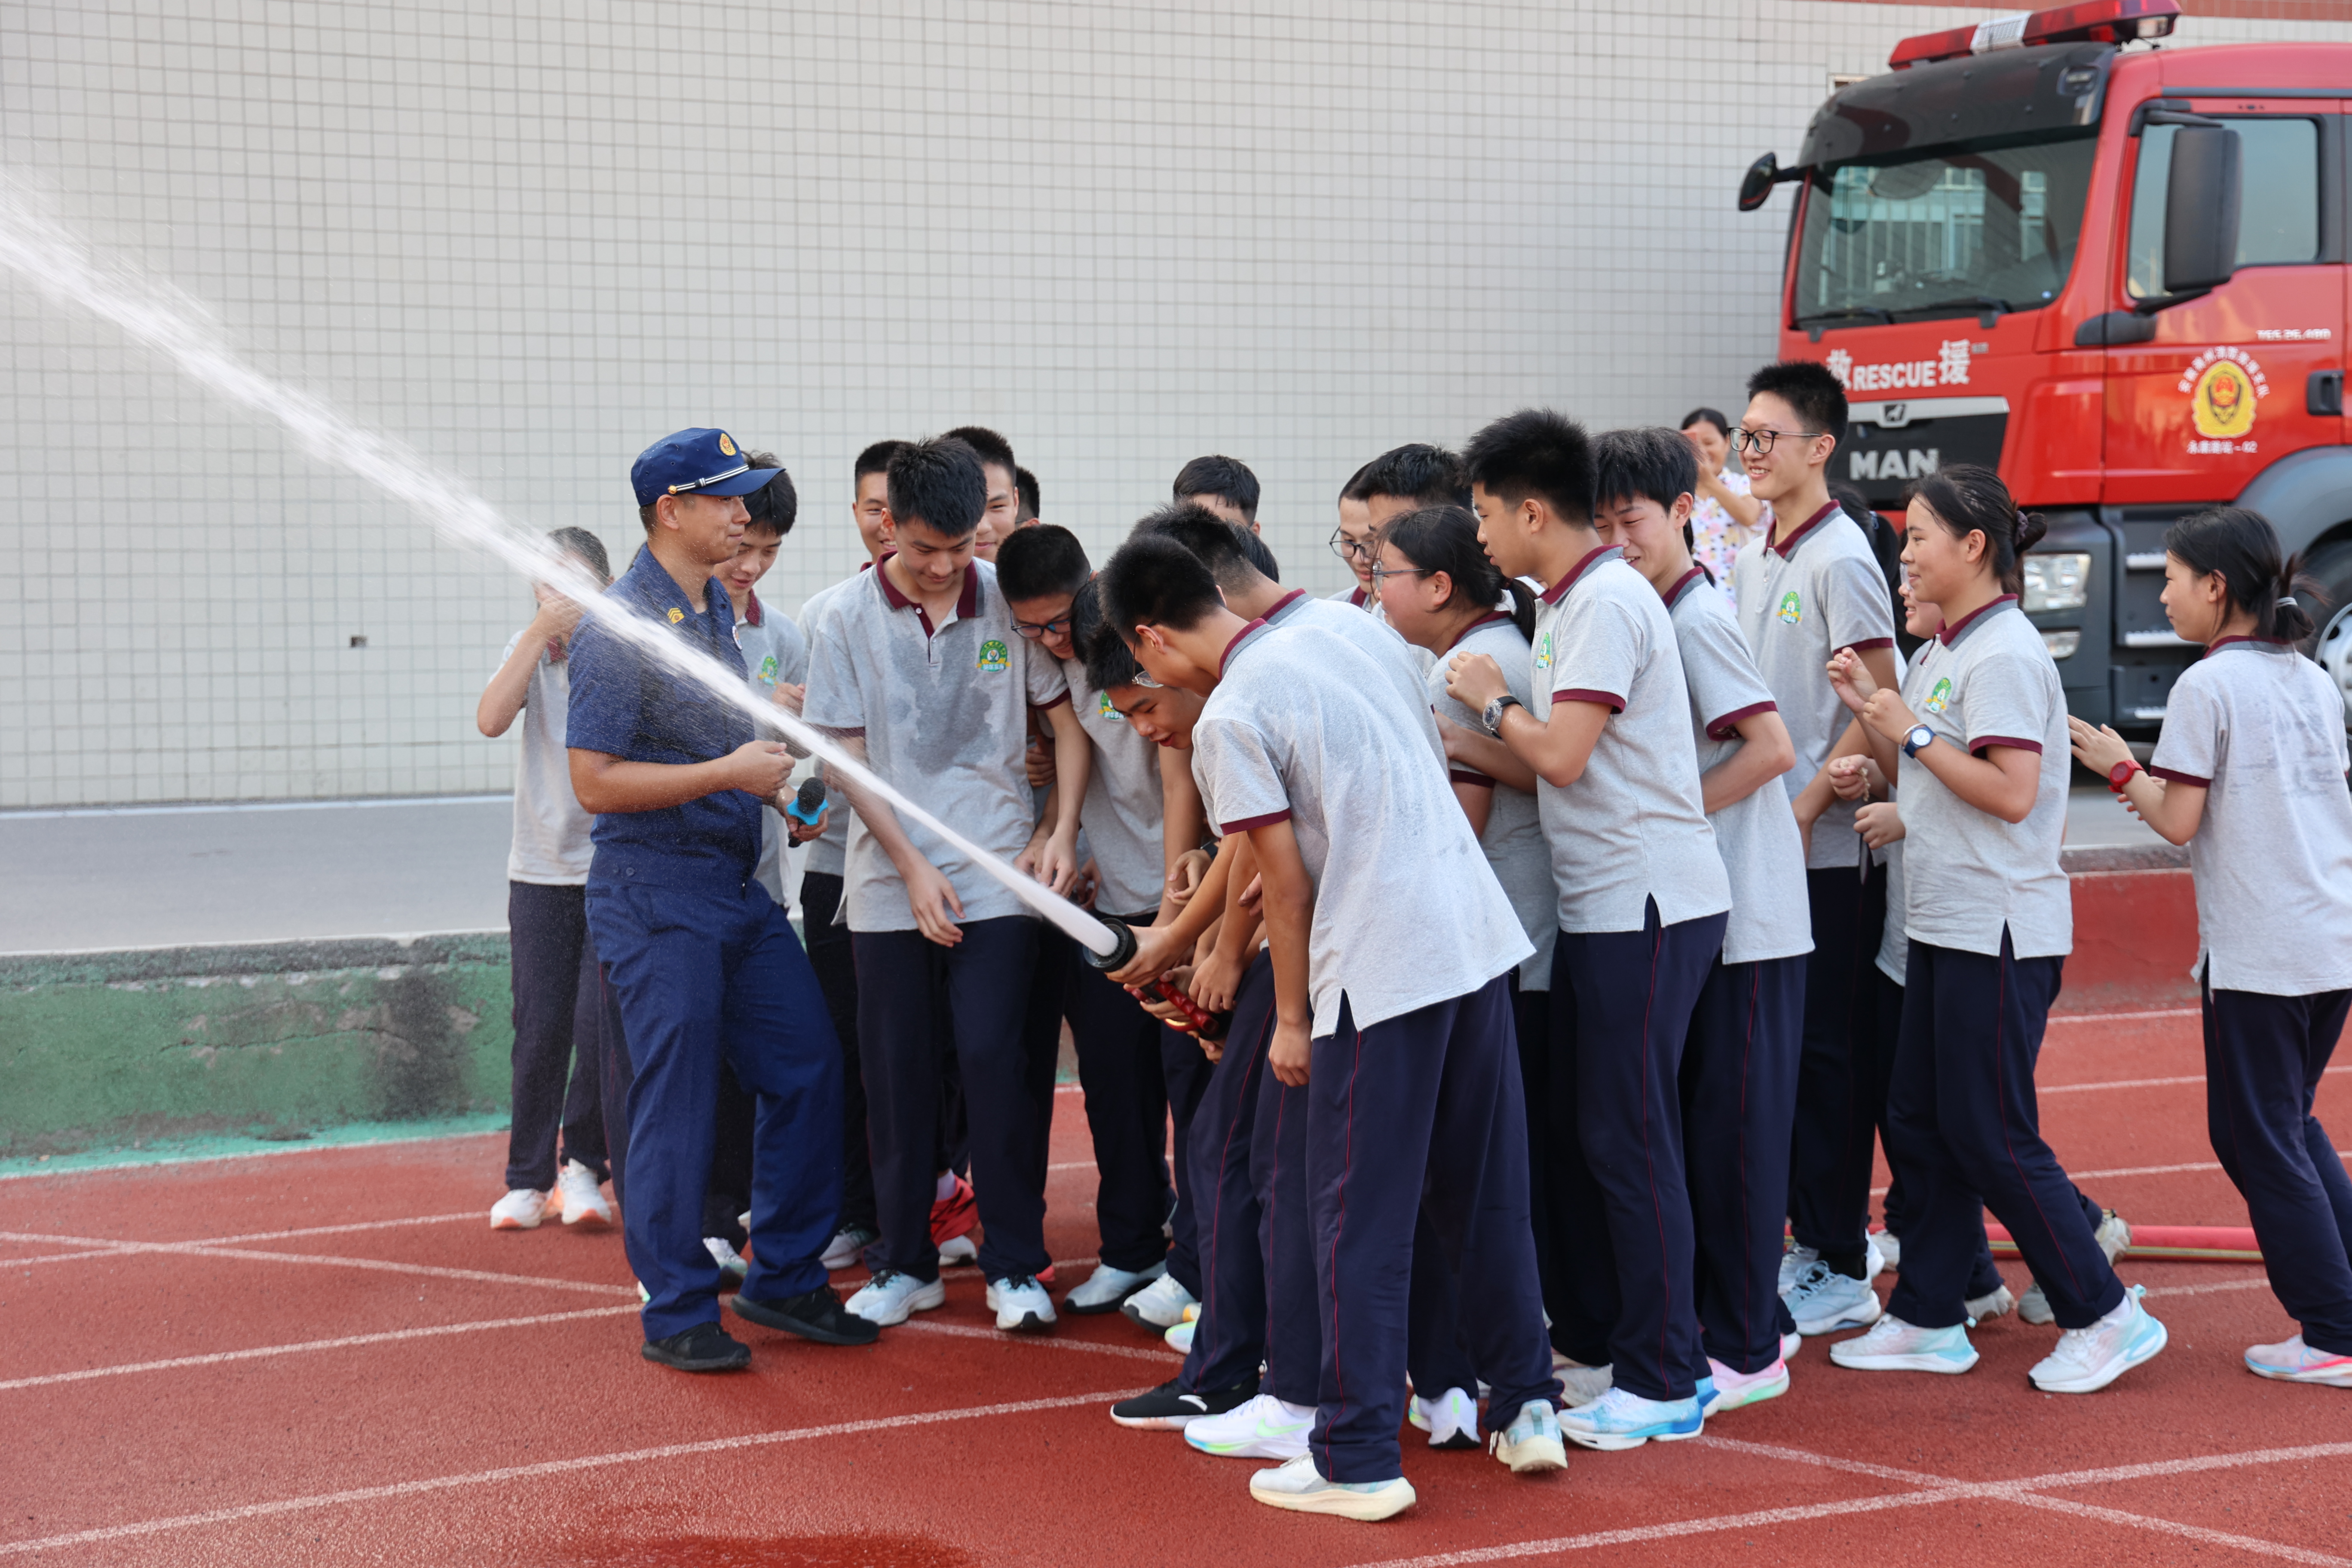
[2042,629,2082,660]
[2022,552,2091,614]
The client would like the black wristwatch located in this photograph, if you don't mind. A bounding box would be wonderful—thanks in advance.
[1482,693,1523,734]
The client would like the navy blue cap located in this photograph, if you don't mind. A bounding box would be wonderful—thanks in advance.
[631,429,781,507]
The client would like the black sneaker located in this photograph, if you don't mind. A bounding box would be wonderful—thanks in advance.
[641,1321,751,1372]
[731,1283,881,1347]
[1109,1378,1257,1430]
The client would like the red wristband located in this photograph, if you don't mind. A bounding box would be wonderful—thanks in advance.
[2107,759,2143,792]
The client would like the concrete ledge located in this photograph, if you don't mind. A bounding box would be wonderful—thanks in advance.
[0,931,514,1161]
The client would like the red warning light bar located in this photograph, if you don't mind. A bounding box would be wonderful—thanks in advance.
[1888,0,2177,69]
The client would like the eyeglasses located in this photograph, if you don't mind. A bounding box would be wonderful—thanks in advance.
[1328,528,1377,564]
[1010,615,1072,641]
[1728,428,1825,457]
[1368,565,1432,589]
[1127,666,1163,689]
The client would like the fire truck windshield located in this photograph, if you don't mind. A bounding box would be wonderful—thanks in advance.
[1794,135,2098,327]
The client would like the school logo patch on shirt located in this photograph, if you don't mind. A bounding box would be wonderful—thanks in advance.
[1924,677,1954,715]
[1097,691,1118,721]
[1776,590,1803,625]
[1534,631,1554,672]
[756,654,778,683]
[665,607,685,625]
[977,639,1011,673]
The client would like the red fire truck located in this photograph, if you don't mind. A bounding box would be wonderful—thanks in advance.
[1739,0,2350,731]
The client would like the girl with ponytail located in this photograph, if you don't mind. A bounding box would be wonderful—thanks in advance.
[2069,506,2352,1387]
[1822,462,2169,1395]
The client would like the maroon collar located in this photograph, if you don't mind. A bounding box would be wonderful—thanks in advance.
[1937,593,2019,646]
[2203,633,2291,658]
[739,588,764,628]
[1219,616,1271,677]
[1443,611,1514,653]
[1264,588,1308,622]
[1767,501,1843,560]
[1663,565,1708,609]
[1348,584,1369,609]
[1541,543,1622,605]
[875,551,981,621]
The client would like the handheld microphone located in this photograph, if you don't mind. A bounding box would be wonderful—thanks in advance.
[787,776,828,827]
[1084,913,1232,1040]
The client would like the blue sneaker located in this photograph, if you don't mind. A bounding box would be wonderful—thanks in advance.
[1695,1373,1718,1415]
[1557,1387,1704,1452]
[1828,1314,1978,1374]
[2030,1285,2167,1394]
[1487,1399,1568,1473]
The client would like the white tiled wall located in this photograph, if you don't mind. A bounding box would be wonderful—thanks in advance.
[3,1,2344,805]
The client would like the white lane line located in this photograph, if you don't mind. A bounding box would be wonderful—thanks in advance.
[2,1212,484,1268]
[0,1387,1146,1557]
[0,1305,641,1392]
[2144,1275,2276,1299]
[1343,1492,1953,1565]
[2049,1007,2202,1024]
[1867,1152,2349,1197]
[897,1320,1180,1364]
[2043,1066,2349,1096]
[0,1228,633,1296]
[2001,1490,2352,1565]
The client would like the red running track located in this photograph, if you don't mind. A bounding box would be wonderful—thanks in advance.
[3,1005,2349,1567]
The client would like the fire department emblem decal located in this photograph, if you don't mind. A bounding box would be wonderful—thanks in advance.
[2180,347,2266,441]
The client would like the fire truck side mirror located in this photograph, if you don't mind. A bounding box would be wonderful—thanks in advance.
[2162,126,2242,295]
[1737,152,1780,213]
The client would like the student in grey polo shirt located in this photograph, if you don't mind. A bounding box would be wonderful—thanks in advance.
[1828,466,2165,1396]
[789,438,902,1272]
[2071,505,2352,1387]
[1099,531,1559,1519]
[1728,360,1902,1307]
[1591,428,1810,1410]
[1447,408,1729,1452]
[475,527,616,1234]
[802,436,1091,1338]
[721,456,811,907]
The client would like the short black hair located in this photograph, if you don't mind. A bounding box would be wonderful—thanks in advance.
[855,439,906,483]
[1082,591,1148,692]
[887,437,987,539]
[993,522,1090,602]
[1133,502,1270,597]
[1015,466,1040,523]
[1461,408,1595,524]
[1172,454,1261,523]
[943,425,1017,479]
[741,450,798,537]
[1592,428,1698,515]
[1097,532,1226,638]
[1746,361,1848,448]
[1680,407,1732,439]
[1346,443,1469,508]
[547,526,610,585]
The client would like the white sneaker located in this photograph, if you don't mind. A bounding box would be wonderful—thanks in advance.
[1966,1283,2017,1322]
[704,1237,749,1280]
[1829,1314,1979,1374]
[2020,1211,2130,1324]
[489,1188,553,1230]
[845,1269,946,1326]
[1865,1231,1886,1283]
[937,1234,978,1266]
[821,1225,878,1271]
[1781,1329,1802,1360]
[1066,1260,1163,1315]
[1785,1261,1884,1336]
[1488,1400,1567,1473]
[986,1274,1057,1333]
[2030,1286,2166,1394]
[556,1160,612,1228]
[2018,1281,2055,1325]
[1121,1271,1197,1330]
[1704,1357,1790,1412]
[1407,1386,1480,1449]
[1777,1242,1820,1295]
[1557,1387,1704,1451]
[1249,1453,1415,1521]
[2244,1334,2352,1386]
[1163,1318,1195,1354]
[1554,1359,1613,1408]
[1186,1393,1314,1459]
[1873,1228,1902,1271]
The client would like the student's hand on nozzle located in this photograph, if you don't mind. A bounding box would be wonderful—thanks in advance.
[1165,848,1212,906]
[726,741,795,799]
[1860,689,1919,744]
[901,860,966,947]
[2067,717,2134,777]
[1130,965,1197,1027]
[1108,921,1188,988]
[1826,754,1874,802]
[1443,652,1509,714]
[1825,647,1881,715]
[1854,800,1906,850]
[1268,1019,1311,1087]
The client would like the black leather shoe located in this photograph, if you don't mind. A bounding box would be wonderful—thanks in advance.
[640,1321,751,1372]
[732,1283,882,1346]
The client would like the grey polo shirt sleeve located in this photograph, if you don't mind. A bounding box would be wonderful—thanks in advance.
[1025,640,1070,710]
[1549,594,1640,712]
[2149,673,2220,785]
[1822,548,1897,655]
[1679,605,1776,738]
[1954,645,2049,757]
[1192,714,1292,836]
[775,613,810,688]
[800,606,866,735]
